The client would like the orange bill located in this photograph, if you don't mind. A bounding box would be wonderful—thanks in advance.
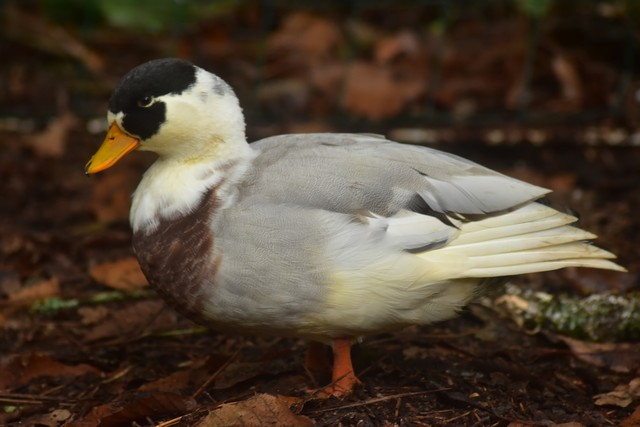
[85,123,140,175]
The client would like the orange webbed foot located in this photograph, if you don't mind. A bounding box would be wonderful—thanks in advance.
[306,338,362,399]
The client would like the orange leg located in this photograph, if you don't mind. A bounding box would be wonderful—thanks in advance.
[309,338,362,398]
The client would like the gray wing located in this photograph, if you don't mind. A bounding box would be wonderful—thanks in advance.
[244,133,549,218]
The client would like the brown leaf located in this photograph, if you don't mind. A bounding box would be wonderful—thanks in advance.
[509,423,585,427]
[23,112,78,158]
[551,53,583,106]
[137,369,195,394]
[82,300,178,343]
[16,409,71,427]
[213,360,291,390]
[556,335,640,373]
[137,356,213,393]
[268,12,342,60]
[77,305,110,325]
[309,61,345,98]
[89,257,148,291]
[621,405,640,427]
[89,169,139,222]
[195,394,312,427]
[0,353,101,391]
[594,378,640,408]
[67,392,196,427]
[343,61,425,120]
[7,277,60,307]
[375,30,420,64]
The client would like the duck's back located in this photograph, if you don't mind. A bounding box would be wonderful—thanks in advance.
[244,133,549,218]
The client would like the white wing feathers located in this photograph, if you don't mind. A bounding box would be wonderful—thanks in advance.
[412,202,624,281]
[368,209,461,252]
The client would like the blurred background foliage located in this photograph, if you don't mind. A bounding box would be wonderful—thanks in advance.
[38,0,243,34]
[0,0,639,139]
[28,0,640,33]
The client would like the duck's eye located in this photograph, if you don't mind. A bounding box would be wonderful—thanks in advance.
[137,96,154,108]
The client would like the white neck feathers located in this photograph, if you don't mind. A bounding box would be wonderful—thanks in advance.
[130,147,255,234]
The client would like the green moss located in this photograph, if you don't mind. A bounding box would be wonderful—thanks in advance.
[498,285,640,342]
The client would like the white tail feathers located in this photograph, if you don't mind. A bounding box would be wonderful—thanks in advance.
[417,202,626,280]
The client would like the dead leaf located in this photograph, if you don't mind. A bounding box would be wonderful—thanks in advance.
[375,30,420,64]
[137,357,214,393]
[213,360,291,390]
[552,424,585,427]
[0,230,35,258]
[555,335,640,373]
[89,169,139,222]
[309,61,345,98]
[343,61,426,120]
[509,423,585,427]
[78,305,110,325]
[17,409,71,427]
[67,392,196,427]
[594,378,640,408]
[621,405,640,427]
[195,394,312,427]
[268,12,342,60]
[89,257,148,291]
[137,368,196,394]
[551,52,583,106]
[82,300,178,343]
[22,112,78,158]
[7,277,60,307]
[0,353,101,391]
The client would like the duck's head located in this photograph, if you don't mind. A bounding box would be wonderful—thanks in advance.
[85,58,246,174]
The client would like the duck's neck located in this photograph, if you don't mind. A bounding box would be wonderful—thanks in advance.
[130,140,255,234]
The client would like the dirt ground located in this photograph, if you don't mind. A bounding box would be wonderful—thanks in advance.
[1,3,639,426]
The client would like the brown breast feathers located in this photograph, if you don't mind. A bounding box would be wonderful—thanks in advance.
[132,187,221,324]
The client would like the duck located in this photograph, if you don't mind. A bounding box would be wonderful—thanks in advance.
[85,58,625,398]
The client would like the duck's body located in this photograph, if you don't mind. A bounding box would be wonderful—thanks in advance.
[86,58,624,397]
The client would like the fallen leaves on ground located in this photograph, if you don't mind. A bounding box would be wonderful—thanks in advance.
[621,405,640,427]
[594,378,640,408]
[267,12,342,69]
[195,394,312,427]
[89,168,140,222]
[67,392,197,427]
[0,353,101,392]
[4,277,60,307]
[343,61,426,120]
[89,257,147,291]
[22,112,78,158]
[554,335,640,374]
[81,299,178,343]
[17,409,72,427]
